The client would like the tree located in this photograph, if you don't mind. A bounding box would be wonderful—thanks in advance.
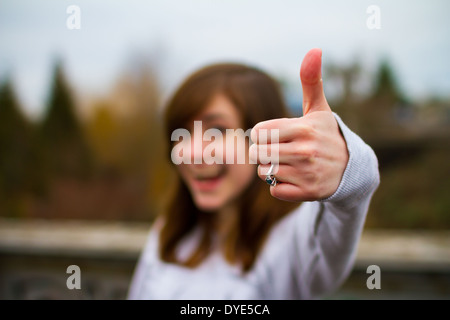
[0,78,35,216]
[84,58,174,220]
[371,60,404,102]
[39,60,92,178]
[345,59,412,140]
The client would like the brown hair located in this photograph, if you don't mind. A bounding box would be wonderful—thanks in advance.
[160,63,300,272]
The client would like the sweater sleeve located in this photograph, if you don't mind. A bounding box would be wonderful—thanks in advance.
[292,112,380,299]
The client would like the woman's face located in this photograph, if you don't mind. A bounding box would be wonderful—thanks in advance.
[176,94,256,212]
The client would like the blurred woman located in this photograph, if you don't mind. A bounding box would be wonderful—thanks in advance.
[128,48,380,299]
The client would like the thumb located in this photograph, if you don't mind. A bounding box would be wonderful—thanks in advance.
[300,48,331,116]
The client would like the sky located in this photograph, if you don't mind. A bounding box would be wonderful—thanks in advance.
[1,0,449,119]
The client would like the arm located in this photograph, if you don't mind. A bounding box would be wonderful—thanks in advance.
[250,48,379,299]
[293,113,379,299]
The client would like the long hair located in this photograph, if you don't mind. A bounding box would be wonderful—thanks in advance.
[159,63,300,272]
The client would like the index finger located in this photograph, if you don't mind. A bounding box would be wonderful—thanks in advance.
[250,118,312,144]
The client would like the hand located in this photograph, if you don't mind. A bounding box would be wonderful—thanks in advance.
[249,48,349,202]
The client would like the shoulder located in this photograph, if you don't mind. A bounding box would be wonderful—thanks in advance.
[138,217,164,259]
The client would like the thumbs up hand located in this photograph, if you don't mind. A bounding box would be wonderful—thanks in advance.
[249,48,349,202]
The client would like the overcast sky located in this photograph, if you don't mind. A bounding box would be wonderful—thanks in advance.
[1,0,449,118]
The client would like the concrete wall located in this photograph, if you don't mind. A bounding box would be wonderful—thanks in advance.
[1,218,450,300]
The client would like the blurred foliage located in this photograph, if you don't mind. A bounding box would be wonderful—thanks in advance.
[0,55,449,228]
[0,78,38,216]
[0,58,174,221]
[325,58,450,229]
[38,61,93,179]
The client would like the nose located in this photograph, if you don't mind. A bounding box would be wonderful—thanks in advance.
[191,128,204,164]
[190,128,225,165]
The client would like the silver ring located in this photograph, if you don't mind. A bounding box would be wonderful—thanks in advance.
[265,164,278,187]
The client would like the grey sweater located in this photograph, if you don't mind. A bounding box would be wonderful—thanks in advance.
[127,113,380,300]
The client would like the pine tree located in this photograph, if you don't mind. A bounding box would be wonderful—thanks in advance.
[372,60,404,103]
[358,59,410,139]
[0,78,35,216]
[39,60,92,178]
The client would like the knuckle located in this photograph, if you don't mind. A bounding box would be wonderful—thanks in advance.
[292,144,317,160]
[298,124,316,137]
[292,144,306,158]
[306,144,319,160]
[303,146,315,159]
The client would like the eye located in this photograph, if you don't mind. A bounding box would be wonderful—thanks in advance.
[205,124,228,133]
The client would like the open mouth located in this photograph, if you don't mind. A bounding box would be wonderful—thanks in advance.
[192,167,226,191]
[194,166,226,180]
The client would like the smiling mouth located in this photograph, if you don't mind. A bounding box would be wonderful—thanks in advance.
[194,167,226,181]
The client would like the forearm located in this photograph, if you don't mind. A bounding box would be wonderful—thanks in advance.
[299,113,380,299]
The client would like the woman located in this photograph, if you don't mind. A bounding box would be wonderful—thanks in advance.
[128,48,380,299]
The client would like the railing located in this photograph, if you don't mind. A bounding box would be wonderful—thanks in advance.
[1,218,450,299]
